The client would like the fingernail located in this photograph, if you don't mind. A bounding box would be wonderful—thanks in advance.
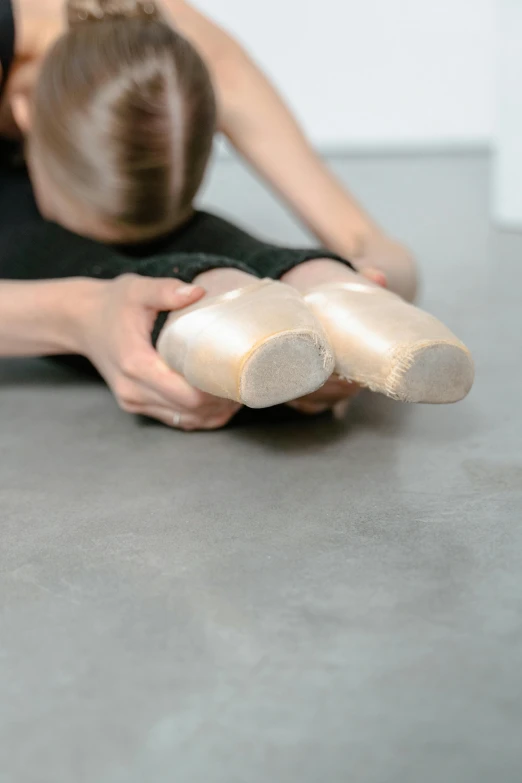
[370,270,387,287]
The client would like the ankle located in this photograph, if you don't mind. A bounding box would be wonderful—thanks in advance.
[282,258,362,293]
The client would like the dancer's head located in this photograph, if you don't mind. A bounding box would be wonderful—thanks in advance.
[14,0,216,242]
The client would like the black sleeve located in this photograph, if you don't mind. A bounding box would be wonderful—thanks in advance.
[0,219,256,345]
[0,219,257,283]
[133,210,355,279]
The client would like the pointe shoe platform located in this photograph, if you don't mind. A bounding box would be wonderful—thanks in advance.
[157,279,335,408]
[304,281,475,404]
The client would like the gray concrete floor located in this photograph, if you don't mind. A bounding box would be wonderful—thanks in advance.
[1,152,521,783]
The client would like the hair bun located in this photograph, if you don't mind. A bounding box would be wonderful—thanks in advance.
[67,0,160,26]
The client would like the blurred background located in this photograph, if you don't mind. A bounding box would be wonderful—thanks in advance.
[195,0,492,150]
[195,0,521,228]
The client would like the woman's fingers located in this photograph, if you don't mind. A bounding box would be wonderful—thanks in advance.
[127,404,239,431]
[117,356,241,427]
[287,375,363,415]
[110,278,240,421]
[119,274,205,311]
[118,362,241,419]
[133,351,240,416]
[133,405,200,430]
[295,377,361,404]
[79,275,242,431]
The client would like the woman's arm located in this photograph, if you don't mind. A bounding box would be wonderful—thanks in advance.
[0,278,95,356]
[161,1,377,255]
[0,275,240,430]
[161,2,417,300]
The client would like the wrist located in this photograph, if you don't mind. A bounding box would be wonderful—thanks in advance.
[276,154,380,258]
[305,180,379,258]
[60,278,108,355]
[0,278,109,358]
[316,218,377,261]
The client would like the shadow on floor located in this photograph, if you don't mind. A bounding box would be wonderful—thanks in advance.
[0,355,478,453]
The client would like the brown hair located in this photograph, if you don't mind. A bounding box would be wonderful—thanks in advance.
[30,0,216,241]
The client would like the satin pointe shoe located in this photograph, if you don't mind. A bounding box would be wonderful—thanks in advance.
[157,279,335,408]
[304,281,475,404]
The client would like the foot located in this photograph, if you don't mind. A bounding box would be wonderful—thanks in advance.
[305,280,474,403]
[157,278,335,408]
[283,259,474,404]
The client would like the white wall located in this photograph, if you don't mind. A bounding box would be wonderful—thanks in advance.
[193,0,493,150]
[493,0,522,227]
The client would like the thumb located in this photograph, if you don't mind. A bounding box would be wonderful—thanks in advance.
[132,277,205,311]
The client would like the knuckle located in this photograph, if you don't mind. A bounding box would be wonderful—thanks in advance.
[111,377,127,401]
[117,273,143,300]
[116,272,137,290]
[184,389,209,412]
[112,377,135,405]
[119,354,142,379]
[119,398,138,414]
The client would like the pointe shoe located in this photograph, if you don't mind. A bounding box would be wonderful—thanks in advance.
[157,279,335,408]
[304,281,474,404]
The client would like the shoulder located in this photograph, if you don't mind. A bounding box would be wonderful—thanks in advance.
[15,0,65,59]
[158,0,236,61]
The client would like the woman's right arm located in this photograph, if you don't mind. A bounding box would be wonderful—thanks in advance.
[0,275,239,430]
[0,277,100,356]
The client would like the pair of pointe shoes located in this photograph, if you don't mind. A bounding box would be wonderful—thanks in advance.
[157,278,475,409]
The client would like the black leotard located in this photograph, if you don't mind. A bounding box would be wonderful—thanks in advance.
[0,0,354,349]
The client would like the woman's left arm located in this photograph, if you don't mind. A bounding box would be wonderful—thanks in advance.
[161,0,412,277]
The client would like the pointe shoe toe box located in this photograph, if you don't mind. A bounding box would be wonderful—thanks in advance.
[158,280,335,408]
[305,282,475,405]
[386,340,475,404]
[241,330,334,408]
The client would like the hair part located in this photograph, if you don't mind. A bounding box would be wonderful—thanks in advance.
[30,0,216,241]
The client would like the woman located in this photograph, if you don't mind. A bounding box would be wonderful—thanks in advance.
[0,0,472,429]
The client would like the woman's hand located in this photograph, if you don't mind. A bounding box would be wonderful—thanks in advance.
[353,233,418,302]
[287,375,362,418]
[74,274,241,431]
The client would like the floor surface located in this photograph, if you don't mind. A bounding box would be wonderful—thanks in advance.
[1,152,521,783]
